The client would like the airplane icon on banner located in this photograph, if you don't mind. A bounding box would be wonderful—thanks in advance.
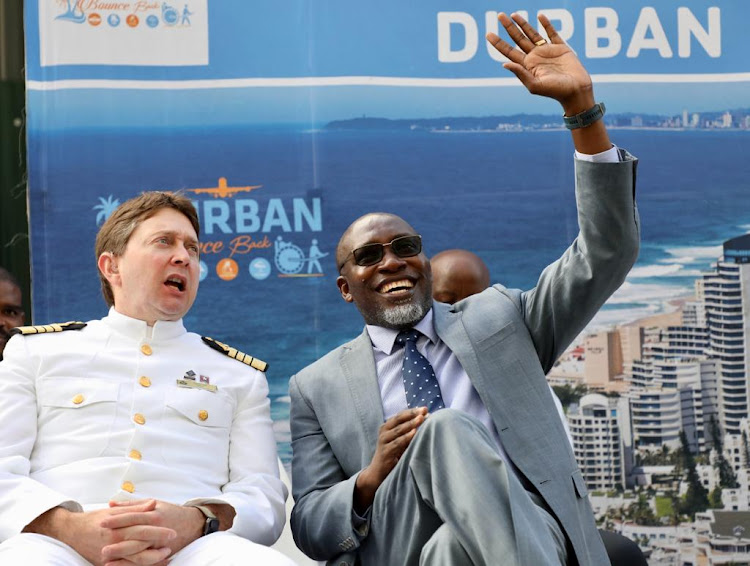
[187,177,263,198]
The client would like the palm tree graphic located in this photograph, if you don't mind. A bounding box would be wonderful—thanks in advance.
[93,196,121,226]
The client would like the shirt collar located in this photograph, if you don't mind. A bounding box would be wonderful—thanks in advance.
[103,307,187,342]
[366,308,437,355]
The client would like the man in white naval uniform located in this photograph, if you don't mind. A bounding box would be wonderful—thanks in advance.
[0,192,295,565]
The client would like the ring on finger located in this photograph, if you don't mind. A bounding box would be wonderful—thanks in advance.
[534,38,547,46]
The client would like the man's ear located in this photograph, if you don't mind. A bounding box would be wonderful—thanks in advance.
[336,275,353,303]
[98,252,121,286]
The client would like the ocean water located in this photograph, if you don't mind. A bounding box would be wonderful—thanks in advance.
[27,127,750,463]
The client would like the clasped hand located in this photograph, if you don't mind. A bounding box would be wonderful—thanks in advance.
[74,499,202,566]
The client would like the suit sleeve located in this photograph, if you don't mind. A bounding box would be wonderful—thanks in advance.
[184,367,287,545]
[517,151,640,371]
[0,336,82,540]
[289,373,365,561]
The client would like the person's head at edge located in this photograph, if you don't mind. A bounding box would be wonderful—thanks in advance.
[336,212,432,330]
[0,267,25,359]
[431,249,491,304]
[95,191,200,326]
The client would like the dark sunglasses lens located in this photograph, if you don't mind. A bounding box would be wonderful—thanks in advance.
[353,244,384,266]
[392,236,421,257]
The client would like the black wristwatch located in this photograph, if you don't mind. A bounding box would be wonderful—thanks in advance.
[193,505,220,536]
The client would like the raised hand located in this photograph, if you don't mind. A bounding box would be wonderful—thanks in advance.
[487,12,611,154]
[486,13,594,116]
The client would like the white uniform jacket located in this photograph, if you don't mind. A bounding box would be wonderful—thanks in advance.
[0,308,286,545]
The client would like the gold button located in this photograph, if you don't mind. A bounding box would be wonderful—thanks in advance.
[121,481,135,493]
[198,410,208,421]
[140,344,152,356]
[133,413,146,425]
[139,376,151,387]
[72,394,84,405]
[129,449,142,460]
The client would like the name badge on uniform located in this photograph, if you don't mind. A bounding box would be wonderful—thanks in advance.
[176,379,217,393]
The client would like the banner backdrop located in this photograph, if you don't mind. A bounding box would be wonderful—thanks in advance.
[24,1,750,463]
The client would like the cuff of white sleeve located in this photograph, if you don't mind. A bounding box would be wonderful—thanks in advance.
[575,144,620,163]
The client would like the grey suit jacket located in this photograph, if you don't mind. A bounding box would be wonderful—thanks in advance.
[289,152,640,565]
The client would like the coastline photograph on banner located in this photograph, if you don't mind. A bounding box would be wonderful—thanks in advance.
[20,1,750,563]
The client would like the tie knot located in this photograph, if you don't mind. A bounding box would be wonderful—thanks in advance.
[396,329,421,347]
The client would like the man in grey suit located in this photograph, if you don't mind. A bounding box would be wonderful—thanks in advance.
[289,13,640,566]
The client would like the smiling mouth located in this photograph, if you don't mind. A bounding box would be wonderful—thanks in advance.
[165,276,186,292]
[379,279,415,294]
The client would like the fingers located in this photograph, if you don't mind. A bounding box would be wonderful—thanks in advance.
[538,14,564,45]
[109,499,156,509]
[381,408,426,431]
[485,32,524,65]
[509,13,547,51]
[101,539,153,561]
[487,12,561,60]
[103,546,172,566]
[101,511,160,529]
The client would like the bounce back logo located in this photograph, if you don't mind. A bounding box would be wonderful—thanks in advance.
[93,178,328,283]
[39,0,208,67]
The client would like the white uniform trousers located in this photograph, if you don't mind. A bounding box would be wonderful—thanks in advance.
[0,531,297,565]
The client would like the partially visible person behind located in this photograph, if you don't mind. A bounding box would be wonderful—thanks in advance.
[0,267,25,361]
[431,249,490,304]
[0,192,295,565]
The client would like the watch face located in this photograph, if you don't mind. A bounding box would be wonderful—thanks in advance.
[204,517,220,535]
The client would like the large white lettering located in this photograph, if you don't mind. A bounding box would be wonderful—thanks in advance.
[437,7,720,62]
[678,7,720,58]
[627,7,673,58]
[437,12,478,63]
[585,8,621,59]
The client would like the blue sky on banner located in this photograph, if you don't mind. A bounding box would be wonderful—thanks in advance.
[26,1,750,125]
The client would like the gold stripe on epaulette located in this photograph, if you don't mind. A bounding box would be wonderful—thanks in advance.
[10,321,87,337]
[201,336,268,372]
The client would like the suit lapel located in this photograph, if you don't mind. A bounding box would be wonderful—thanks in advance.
[433,301,511,432]
[340,329,384,453]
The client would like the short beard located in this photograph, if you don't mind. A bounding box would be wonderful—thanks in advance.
[371,295,431,330]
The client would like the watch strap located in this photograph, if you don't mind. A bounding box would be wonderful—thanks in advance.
[563,102,606,130]
[191,504,220,536]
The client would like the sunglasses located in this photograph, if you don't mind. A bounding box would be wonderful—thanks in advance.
[339,235,422,271]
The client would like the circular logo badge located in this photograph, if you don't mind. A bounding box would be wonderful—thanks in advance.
[88,13,102,26]
[216,258,239,281]
[107,14,120,27]
[199,260,208,282]
[162,7,178,25]
[126,14,139,27]
[146,14,159,28]
[249,258,272,280]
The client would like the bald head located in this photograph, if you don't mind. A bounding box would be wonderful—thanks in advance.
[431,249,490,304]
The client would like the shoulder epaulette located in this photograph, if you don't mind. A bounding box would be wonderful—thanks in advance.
[10,321,87,337]
[201,336,268,372]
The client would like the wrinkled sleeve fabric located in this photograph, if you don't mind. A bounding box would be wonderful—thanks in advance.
[0,336,82,540]
[288,373,364,562]
[516,150,640,372]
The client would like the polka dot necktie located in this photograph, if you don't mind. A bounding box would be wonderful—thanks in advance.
[396,329,445,413]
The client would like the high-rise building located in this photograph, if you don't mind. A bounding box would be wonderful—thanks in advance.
[703,235,750,435]
[567,394,631,490]
[627,326,717,452]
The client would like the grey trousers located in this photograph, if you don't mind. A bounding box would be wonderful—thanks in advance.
[358,410,568,566]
